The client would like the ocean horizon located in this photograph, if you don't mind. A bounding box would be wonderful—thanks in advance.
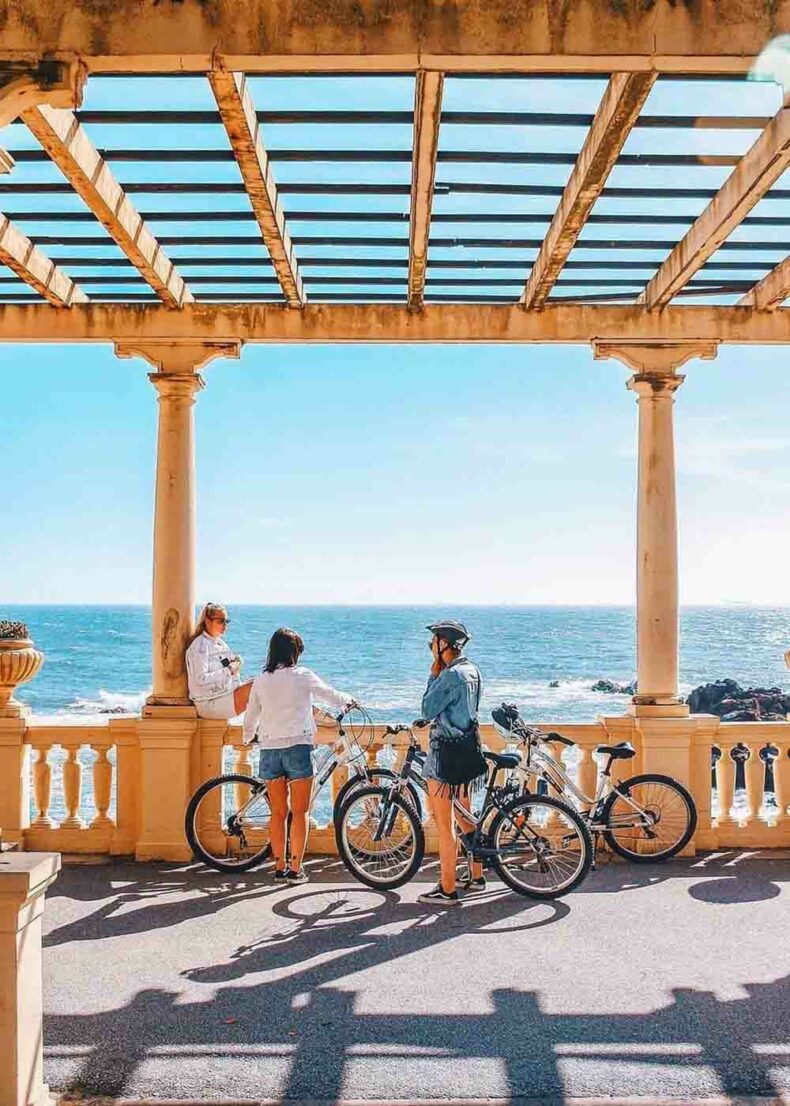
[5,603,790,724]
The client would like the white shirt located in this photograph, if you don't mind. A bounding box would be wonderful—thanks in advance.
[185,632,240,703]
[242,665,349,748]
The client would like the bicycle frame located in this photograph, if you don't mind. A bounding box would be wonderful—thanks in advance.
[377,726,534,859]
[232,712,372,825]
[512,731,654,833]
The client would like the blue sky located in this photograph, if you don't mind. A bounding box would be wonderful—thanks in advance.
[4,71,790,605]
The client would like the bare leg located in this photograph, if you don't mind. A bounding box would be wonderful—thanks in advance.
[456,792,483,880]
[427,780,457,894]
[288,777,313,873]
[233,680,253,715]
[266,777,288,872]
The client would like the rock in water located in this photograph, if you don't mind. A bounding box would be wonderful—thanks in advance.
[686,679,790,719]
[591,679,636,695]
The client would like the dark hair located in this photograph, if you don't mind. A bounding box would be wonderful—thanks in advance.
[265,627,305,673]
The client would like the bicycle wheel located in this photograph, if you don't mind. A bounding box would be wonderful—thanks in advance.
[185,773,273,873]
[601,773,697,862]
[489,794,593,899]
[336,784,424,890]
[332,768,422,825]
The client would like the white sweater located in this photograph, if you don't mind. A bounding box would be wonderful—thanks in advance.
[242,665,349,748]
[185,633,240,703]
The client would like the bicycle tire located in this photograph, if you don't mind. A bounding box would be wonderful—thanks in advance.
[601,773,697,862]
[489,793,593,899]
[185,773,273,874]
[336,784,425,890]
[332,768,422,826]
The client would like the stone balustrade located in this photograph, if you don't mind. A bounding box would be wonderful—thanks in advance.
[0,713,786,857]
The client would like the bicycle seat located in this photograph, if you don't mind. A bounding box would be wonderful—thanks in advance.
[484,750,521,771]
[594,741,635,760]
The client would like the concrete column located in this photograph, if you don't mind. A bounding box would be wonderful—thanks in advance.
[594,342,717,716]
[0,853,60,1106]
[115,340,240,704]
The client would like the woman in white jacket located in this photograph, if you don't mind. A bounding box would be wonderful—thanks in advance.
[242,626,355,884]
[185,603,253,719]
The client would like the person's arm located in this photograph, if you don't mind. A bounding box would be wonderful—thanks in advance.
[303,668,351,714]
[242,681,261,744]
[421,668,458,720]
[185,638,226,694]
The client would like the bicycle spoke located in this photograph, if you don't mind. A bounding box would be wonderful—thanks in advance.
[606,780,692,857]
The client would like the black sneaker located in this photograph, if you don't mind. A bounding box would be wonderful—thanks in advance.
[462,874,487,893]
[417,884,459,906]
[286,869,309,885]
[273,868,288,881]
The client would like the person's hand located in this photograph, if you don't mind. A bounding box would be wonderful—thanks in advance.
[346,698,360,712]
[229,656,242,676]
[430,637,444,677]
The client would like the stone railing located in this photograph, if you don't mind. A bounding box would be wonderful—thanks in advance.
[2,713,789,857]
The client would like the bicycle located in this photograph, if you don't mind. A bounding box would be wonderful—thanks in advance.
[335,720,594,898]
[491,703,697,864]
[185,705,418,873]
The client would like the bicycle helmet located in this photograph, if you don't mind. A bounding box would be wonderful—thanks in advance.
[426,619,471,649]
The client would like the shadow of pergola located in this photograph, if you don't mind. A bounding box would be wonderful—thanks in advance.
[43,853,790,1100]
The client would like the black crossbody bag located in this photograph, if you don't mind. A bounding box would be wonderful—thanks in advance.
[433,666,487,794]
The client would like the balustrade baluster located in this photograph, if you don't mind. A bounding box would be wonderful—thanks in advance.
[90,746,114,829]
[233,744,253,813]
[576,747,598,812]
[715,744,735,827]
[744,744,763,825]
[60,746,85,829]
[31,747,53,828]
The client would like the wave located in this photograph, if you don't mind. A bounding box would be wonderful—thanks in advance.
[70,688,148,714]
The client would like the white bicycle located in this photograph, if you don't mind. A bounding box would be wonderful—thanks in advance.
[184,706,418,872]
[492,703,697,864]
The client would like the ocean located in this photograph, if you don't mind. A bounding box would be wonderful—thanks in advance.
[6,604,790,723]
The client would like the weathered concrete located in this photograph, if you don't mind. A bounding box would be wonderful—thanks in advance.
[521,72,656,310]
[21,106,193,308]
[642,108,790,309]
[41,854,790,1102]
[1,304,790,345]
[209,71,303,309]
[0,1,788,74]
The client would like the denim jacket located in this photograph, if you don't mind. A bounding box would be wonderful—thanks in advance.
[421,655,482,745]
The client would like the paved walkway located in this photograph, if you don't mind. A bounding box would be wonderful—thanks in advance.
[43,852,790,1103]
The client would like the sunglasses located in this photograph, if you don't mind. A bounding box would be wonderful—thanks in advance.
[209,616,229,626]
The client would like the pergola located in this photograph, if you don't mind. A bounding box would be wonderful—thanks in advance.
[6,12,790,1101]
[3,0,790,717]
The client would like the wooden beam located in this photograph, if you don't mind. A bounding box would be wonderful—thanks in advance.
[738,256,790,310]
[0,303,790,345]
[521,71,656,310]
[642,107,790,309]
[208,70,303,307]
[0,1,788,74]
[407,71,443,310]
[0,213,87,305]
[20,105,193,308]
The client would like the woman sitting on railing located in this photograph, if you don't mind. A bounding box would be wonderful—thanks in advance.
[185,602,253,719]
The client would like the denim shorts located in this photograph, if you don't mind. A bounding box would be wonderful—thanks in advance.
[259,743,314,781]
[422,741,442,782]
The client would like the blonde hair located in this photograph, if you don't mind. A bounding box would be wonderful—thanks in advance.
[189,602,227,646]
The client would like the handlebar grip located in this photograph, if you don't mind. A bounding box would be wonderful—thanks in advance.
[546,731,575,747]
[413,718,429,729]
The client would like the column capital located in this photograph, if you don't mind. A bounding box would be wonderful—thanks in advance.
[592,340,718,375]
[114,338,242,374]
[626,372,685,399]
[147,371,205,401]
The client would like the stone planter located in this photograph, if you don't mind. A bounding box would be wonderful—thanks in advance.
[0,629,44,712]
